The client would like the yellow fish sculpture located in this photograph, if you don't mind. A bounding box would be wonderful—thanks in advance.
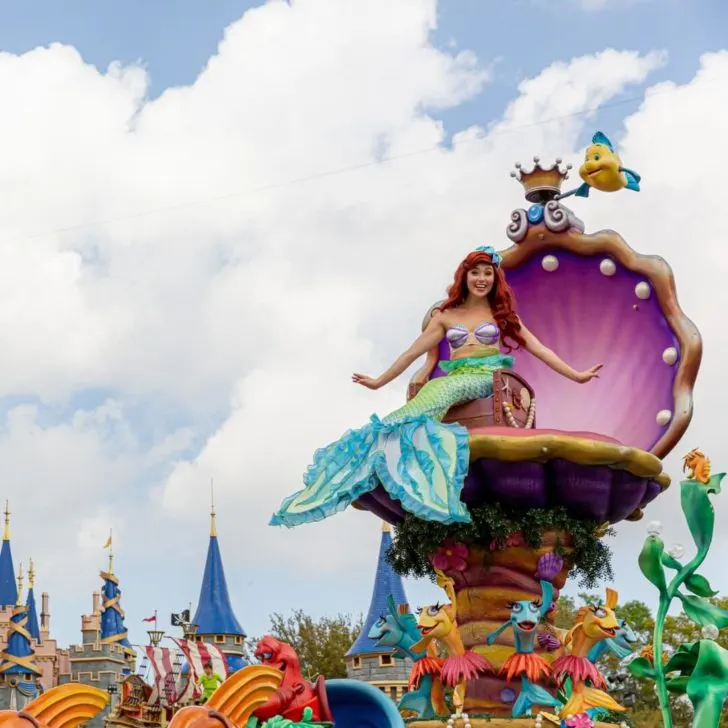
[560,131,641,199]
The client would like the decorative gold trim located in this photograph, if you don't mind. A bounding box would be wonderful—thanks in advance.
[500,225,701,460]
[469,432,669,485]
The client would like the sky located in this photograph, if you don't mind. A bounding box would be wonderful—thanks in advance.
[0,0,725,653]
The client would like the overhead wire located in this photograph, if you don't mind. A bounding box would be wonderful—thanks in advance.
[24,74,718,240]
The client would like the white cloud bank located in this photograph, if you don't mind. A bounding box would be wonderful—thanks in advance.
[0,0,725,644]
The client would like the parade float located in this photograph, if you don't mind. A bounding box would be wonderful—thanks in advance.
[263,131,706,727]
[160,132,721,727]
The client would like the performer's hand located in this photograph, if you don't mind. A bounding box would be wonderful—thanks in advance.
[576,364,603,383]
[352,373,382,390]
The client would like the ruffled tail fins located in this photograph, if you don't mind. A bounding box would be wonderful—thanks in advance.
[270,415,471,527]
[512,677,561,718]
[559,684,625,718]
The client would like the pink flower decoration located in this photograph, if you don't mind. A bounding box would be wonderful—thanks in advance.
[489,531,526,552]
[431,540,469,572]
[565,714,594,728]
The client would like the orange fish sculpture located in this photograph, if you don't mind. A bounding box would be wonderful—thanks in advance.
[0,684,109,728]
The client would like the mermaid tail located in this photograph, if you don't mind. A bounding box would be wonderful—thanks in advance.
[559,683,625,719]
[398,674,436,719]
[511,676,561,718]
[270,355,513,527]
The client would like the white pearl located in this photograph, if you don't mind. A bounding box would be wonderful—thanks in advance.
[668,543,685,559]
[600,258,616,276]
[542,255,559,272]
[702,624,720,640]
[647,520,663,536]
[656,409,672,426]
[662,347,678,365]
[635,281,651,299]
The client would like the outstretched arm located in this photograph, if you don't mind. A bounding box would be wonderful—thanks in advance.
[485,621,512,646]
[354,314,447,390]
[519,322,602,384]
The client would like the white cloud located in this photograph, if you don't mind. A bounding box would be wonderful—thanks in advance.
[0,0,724,647]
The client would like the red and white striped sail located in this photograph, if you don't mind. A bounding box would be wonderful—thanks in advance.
[172,638,229,701]
[144,646,177,705]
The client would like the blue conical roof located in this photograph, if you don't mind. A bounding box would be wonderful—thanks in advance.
[100,571,131,648]
[192,512,245,636]
[346,523,409,657]
[0,504,17,608]
[26,587,40,643]
[0,605,40,676]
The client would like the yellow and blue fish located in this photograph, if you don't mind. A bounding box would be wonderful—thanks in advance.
[561,131,641,199]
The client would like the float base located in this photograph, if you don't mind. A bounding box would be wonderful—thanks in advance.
[409,720,620,728]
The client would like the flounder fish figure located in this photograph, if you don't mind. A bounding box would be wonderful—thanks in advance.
[560,131,641,199]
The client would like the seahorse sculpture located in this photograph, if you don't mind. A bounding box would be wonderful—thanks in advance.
[368,595,446,718]
[485,579,562,717]
[683,447,711,484]
[412,569,493,712]
[551,589,627,718]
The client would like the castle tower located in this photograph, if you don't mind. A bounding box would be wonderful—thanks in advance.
[99,540,132,653]
[345,522,411,703]
[26,560,41,644]
[191,497,248,673]
[58,534,135,728]
[0,564,41,708]
[0,503,18,608]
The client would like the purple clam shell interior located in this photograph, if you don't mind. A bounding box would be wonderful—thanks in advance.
[359,459,663,526]
[433,250,678,453]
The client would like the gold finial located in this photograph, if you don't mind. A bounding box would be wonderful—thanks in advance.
[381,521,391,534]
[28,558,35,589]
[16,561,23,606]
[210,478,217,537]
[510,156,571,203]
[104,529,114,575]
[3,501,10,542]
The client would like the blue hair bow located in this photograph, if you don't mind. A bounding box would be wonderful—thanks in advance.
[474,245,502,267]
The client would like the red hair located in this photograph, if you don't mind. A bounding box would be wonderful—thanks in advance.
[439,250,525,352]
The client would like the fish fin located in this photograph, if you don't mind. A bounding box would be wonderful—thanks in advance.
[581,686,626,712]
[621,168,641,191]
[560,691,586,718]
[574,183,591,198]
[511,689,532,718]
[520,679,561,708]
[592,131,614,150]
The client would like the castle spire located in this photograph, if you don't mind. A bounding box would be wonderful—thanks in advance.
[0,502,18,608]
[16,561,22,607]
[26,559,41,643]
[99,541,131,651]
[346,521,409,658]
[193,501,245,638]
[210,479,217,538]
[0,562,40,678]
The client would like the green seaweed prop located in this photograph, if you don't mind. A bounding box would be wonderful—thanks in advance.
[258,707,333,727]
[629,449,728,728]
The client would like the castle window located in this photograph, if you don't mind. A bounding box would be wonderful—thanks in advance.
[352,657,361,669]
[379,654,393,667]
[233,636,243,645]
[214,635,225,644]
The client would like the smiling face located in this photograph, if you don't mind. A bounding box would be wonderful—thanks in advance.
[582,604,620,640]
[417,603,452,640]
[579,143,622,189]
[510,599,542,633]
[368,615,401,647]
[465,263,495,300]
